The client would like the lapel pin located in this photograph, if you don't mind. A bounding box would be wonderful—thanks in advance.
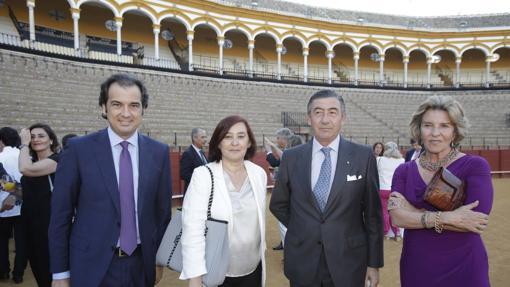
[347,161,350,165]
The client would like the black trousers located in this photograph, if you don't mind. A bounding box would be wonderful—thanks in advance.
[219,263,262,287]
[22,210,51,287]
[0,216,27,278]
[290,249,334,287]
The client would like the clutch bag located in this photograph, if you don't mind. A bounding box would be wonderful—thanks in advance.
[423,167,466,211]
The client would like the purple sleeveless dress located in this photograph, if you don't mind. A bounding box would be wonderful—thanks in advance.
[391,155,493,287]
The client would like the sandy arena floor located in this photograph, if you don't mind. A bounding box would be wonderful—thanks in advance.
[5,178,509,287]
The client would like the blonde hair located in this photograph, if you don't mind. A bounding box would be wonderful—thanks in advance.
[383,142,402,159]
[409,95,470,147]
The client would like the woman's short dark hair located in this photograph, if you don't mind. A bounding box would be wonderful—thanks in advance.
[0,127,21,147]
[208,115,257,163]
[29,123,60,158]
[99,74,149,119]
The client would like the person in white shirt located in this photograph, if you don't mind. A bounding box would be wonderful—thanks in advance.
[0,127,26,284]
[376,141,405,240]
[180,115,267,287]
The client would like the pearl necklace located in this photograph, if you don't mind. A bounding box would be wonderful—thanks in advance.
[418,148,458,172]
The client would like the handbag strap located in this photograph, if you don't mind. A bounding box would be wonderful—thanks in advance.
[204,165,215,237]
[166,166,215,268]
[205,165,214,219]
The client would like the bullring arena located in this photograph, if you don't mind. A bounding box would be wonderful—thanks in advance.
[0,0,509,286]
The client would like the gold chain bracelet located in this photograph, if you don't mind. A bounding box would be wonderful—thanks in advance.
[434,211,444,233]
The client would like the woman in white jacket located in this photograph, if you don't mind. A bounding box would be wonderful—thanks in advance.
[180,115,267,287]
[377,141,405,241]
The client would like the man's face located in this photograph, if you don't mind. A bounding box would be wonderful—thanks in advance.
[193,130,207,149]
[102,83,144,139]
[276,136,288,149]
[307,97,345,147]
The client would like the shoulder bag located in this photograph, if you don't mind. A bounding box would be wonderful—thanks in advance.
[156,165,229,286]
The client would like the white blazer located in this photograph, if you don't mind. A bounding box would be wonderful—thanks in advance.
[179,160,267,286]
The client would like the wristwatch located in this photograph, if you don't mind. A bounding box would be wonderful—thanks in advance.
[19,144,28,149]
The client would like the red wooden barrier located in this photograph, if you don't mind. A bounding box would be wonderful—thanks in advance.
[170,148,510,198]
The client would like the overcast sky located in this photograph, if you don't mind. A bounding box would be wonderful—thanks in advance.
[285,0,510,16]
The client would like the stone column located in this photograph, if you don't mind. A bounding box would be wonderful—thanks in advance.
[455,56,462,88]
[403,55,409,88]
[426,56,433,88]
[248,39,255,77]
[187,30,194,71]
[71,8,81,52]
[303,47,309,82]
[27,1,36,41]
[485,56,492,88]
[153,24,160,60]
[327,50,334,84]
[276,43,283,80]
[353,51,359,85]
[217,36,224,75]
[115,17,123,56]
[379,54,385,86]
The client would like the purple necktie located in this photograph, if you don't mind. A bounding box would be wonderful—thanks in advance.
[119,141,137,255]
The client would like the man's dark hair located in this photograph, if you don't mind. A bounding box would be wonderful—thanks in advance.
[99,74,149,119]
[208,115,257,163]
[307,89,346,115]
[62,134,78,150]
[0,127,21,147]
[410,138,417,145]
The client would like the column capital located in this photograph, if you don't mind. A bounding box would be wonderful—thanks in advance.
[353,54,360,60]
[70,8,81,16]
[217,36,224,46]
[152,23,161,33]
[114,17,123,26]
[276,44,283,53]
[426,56,433,64]
[326,50,334,58]
[248,39,255,48]
[403,55,409,63]
[379,56,385,62]
[27,0,35,8]
[455,56,462,64]
[186,30,194,40]
[302,47,309,56]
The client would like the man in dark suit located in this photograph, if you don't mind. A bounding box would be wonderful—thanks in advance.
[179,128,208,194]
[270,90,384,287]
[405,139,422,162]
[49,74,172,287]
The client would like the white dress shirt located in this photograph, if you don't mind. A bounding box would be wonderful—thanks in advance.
[311,135,340,191]
[53,128,141,280]
[0,146,22,217]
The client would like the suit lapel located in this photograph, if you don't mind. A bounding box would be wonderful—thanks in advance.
[324,137,351,216]
[300,141,322,214]
[137,134,149,218]
[94,129,121,218]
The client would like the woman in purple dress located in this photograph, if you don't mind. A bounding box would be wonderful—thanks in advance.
[389,95,493,287]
